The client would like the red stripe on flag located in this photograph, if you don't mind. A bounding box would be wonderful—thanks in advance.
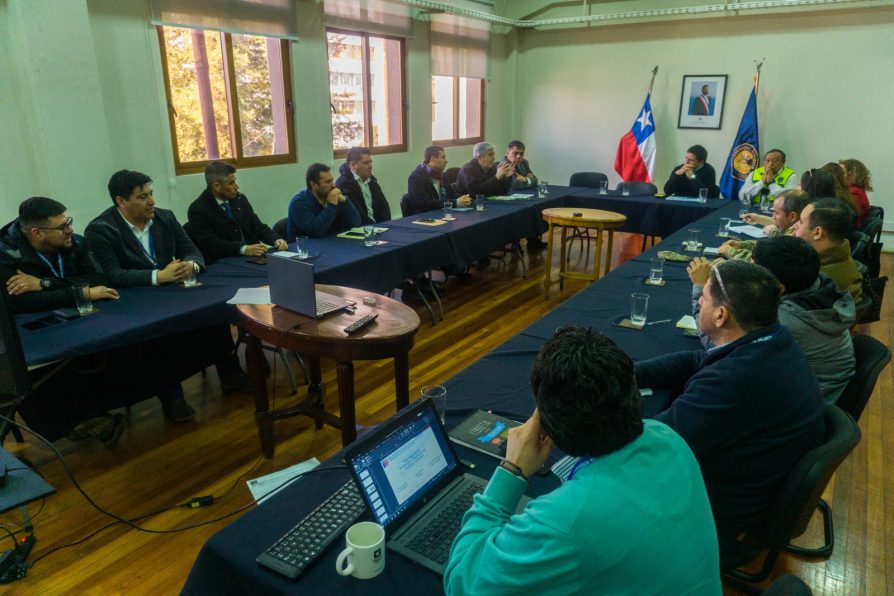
[614,131,650,182]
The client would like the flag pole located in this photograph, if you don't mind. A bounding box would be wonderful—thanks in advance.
[648,65,658,94]
[754,58,764,93]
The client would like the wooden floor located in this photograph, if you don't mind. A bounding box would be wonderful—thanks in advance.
[3,235,891,595]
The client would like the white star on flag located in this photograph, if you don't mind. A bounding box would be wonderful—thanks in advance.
[636,109,652,130]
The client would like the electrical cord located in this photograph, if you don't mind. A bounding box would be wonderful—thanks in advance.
[0,414,349,561]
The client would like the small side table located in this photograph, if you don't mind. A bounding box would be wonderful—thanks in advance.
[542,207,627,297]
[237,286,421,457]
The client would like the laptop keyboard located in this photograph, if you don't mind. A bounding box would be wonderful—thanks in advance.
[316,298,340,313]
[405,484,482,565]
[256,480,366,579]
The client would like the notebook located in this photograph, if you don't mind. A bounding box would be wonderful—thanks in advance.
[345,399,528,575]
[267,254,350,318]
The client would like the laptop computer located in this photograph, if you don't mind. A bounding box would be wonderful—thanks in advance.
[267,254,351,318]
[344,399,529,575]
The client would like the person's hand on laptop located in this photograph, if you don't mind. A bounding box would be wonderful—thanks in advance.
[505,409,554,479]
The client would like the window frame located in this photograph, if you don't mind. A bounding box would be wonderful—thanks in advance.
[432,76,485,148]
[326,27,408,159]
[156,26,297,175]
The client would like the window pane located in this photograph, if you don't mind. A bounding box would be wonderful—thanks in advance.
[432,75,454,141]
[327,32,365,150]
[232,34,288,157]
[367,36,403,147]
[459,77,482,139]
[161,27,232,162]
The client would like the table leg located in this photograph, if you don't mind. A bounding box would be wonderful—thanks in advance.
[543,221,555,298]
[394,353,410,411]
[307,356,325,429]
[592,227,605,282]
[559,226,568,292]
[604,230,615,274]
[246,334,274,459]
[336,361,357,447]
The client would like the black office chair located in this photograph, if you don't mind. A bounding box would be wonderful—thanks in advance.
[858,216,883,277]
[722,405,861,589]
[835,334,891,422]
[849,230,870,265]
[443,167,460,195]
[273,217,290,242]
[761,574,812,596]
[568,172,608,188]
[616,181,658,195]
[400,193,411,217]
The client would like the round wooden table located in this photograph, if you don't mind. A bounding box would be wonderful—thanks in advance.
[542,207,627,297]
[238,285,421,457]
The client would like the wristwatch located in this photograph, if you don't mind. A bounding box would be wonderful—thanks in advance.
[498,459,528,482]
[39,278,52,289]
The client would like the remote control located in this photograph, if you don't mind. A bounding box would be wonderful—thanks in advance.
[343,313,378,335]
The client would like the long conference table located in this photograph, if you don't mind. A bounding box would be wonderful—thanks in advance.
[181,199,741,594]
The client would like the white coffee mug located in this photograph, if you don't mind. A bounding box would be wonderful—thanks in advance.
[335,521,385,579]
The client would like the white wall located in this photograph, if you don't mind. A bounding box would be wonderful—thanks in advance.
[0,0,510,229]
[509,6,894,231]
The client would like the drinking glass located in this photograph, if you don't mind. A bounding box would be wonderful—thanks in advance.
[443,200,454,220]
[698,188,708,203]
[295,236,309,259]
[630,293,649,327]
[363,225,376,247]
[598,180,608,194]
[421,385,447,423]
[621,183,630,196]
[74,283,92,315]
[649,258,664,284]
[475,195,485,211]
[685,228,700,251]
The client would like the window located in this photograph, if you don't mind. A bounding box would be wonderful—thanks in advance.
[157,26,295,174]
[326,29,406,156]
[432,76,484,146]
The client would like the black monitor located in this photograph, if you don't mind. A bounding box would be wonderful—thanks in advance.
[0,290,30,401]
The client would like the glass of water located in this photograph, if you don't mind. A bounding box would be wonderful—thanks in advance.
[621,182,630,196]
[295,236,309,259]
[74,283,93,315]
[649,258,664,284]
[443,200,454,220]
[363,225,376,247]
[421,385,447,423]
[698,188,708,203]
[630,293,649,327]
[599,180,608,194]
[475,195,485,211]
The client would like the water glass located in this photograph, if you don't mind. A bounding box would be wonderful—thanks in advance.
[630,293,649,327]
[475,195,486,211]
[363,225,376,247]
[698,188,708,203]
[621,183,630,196]
[295,236,309,259]
[74,283,92,315]
[421,385,447,423]
[649,258,664,284]
[685,228,700,251]
[759,195,771,212]
[738,199,749,220]
[182,262,198,287]
[718,218,732,238]
[598,180,608,195]
[443,200,454,220]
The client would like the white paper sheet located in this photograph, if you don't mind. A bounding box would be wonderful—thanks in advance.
[226,287,271,305]
[247,458,321,504]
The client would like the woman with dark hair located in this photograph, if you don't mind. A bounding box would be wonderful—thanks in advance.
[800,167,859,221]
[839,158,872,225]
[821,162,864,226]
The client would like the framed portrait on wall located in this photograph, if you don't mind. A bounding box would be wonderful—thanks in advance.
[678,75,727,129]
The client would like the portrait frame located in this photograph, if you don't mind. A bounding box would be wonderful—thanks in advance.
[678,75,728,129]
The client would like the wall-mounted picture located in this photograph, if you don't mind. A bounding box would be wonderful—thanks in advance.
[678,74,727,129]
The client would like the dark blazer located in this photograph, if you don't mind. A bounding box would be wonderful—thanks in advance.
[455,159,512,197]
[335,163,391,225]
[0,219,105,314]
[405,163,457,216]
[187,188,281,264]
[85,206,205,288]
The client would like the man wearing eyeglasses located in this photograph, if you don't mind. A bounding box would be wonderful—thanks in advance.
[635,260,824,567]
[1,196,118,313]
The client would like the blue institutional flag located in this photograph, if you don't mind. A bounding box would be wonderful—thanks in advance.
[719,87,759,200]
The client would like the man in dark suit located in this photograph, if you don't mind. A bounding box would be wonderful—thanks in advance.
[85,169,252,423]
[405,145,470,216]
[187,161,287,264]
[455,142,514,198]
[662,145,718,198]
[335,147,391,225]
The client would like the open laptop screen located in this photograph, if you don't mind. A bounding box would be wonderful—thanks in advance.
[348,401,459,527]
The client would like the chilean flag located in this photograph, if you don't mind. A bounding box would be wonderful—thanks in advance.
[614,94,656,183]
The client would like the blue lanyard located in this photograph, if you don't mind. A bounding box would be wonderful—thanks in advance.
[567,457,592,481]
[37,252,64,278]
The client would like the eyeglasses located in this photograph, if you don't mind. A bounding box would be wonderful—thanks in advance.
[36,217,73,232]
[711,265,732,306]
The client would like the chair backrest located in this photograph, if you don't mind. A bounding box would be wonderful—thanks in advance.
[859,215,883,244]
[182,220,194,241]
[616,181,658,195]
[400,193,411,217]
[836,334,891,421]
[273,217,289,242]
[569,172,608,188]
[849,230,870,264]
[866,205,884,224]
[761,405,860,549]
[442,167,460,193]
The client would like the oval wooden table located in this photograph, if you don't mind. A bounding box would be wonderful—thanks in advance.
[541,207,627,297]
[238,285,421,457]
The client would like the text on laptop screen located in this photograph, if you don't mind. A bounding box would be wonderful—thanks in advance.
[350,405,457,526]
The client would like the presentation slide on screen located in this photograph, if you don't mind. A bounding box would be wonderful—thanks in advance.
[381,426,447,505]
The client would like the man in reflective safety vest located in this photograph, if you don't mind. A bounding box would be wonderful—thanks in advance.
[738,148,798,205]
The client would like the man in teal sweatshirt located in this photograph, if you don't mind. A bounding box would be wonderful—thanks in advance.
[444,327,721,595]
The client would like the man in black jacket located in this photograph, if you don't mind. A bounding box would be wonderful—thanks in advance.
[405,145,471,216]
[335,147,391,225]
[187,161,287,264]
[662,144,717,198]
[455,142,514,198]
[1,197,118,314]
